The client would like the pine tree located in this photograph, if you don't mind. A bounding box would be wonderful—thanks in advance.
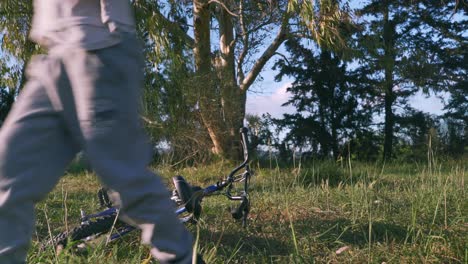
[354,0,466,160]
[273,38,373,159]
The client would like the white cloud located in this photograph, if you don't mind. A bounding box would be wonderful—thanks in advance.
[409,91,447,115]
[246,82,296,118]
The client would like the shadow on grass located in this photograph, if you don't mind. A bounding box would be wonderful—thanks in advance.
[193,214,413,262]
[293,165,378,188]
[294,216,410,246]
[198,227,291,256]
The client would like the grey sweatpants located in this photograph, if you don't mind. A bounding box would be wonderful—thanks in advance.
[0,33,192,264]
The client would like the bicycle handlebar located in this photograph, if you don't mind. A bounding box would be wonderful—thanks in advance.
[175,127,251,226]
[226,127,249,182]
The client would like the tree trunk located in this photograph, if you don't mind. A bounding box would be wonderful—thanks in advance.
[215,4,246,158]
[382,3,396,161]
[193,0,225,156]
[193,0,287,159]
[383,82,395,161]
[193,0,245,159]
[331,110,339,160]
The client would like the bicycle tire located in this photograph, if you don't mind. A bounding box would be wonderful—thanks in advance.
[43,215,118,248]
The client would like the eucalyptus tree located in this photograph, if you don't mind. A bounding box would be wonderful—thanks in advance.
[142,0,352,158]
[132,1,210,159]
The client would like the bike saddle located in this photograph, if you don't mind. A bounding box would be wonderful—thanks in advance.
[172,175,202,219]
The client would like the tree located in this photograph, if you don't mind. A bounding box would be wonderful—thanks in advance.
[394,108,439,160]
[439,5,467,157]
[354,0,466,160]
[143,0,352,158]
[132,1,213,161]
[273,38,373,159]
[0,63,16,124]
[0,1,35,124]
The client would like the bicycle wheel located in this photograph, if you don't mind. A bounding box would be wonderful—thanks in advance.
[43,215,118,249]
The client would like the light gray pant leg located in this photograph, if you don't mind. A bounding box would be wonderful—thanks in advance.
[59,34,193,264]
[0,79,78,263]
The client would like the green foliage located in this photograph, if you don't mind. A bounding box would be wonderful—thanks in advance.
[132,1,215,162]
[287,0,355,51]
[0,63,16,124]
[347,130,383,161]
[0,1,33,59]
[442,118,467,157]
[0,0,37,123]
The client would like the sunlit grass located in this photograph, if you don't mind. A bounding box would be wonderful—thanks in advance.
[29,158,467,263]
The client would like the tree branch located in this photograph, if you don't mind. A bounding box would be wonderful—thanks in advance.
[273,51,291,66]
[207,0,238,17]
[236,0,247,84]
[151,8,195,48]
[140,115,162,127]
[239,13,290,92]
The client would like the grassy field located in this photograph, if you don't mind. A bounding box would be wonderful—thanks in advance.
[28,159,467,263]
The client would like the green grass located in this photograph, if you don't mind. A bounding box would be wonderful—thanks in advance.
[28,159,467,263]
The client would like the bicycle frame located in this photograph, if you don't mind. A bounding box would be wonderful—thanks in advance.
[78,127,252,242]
